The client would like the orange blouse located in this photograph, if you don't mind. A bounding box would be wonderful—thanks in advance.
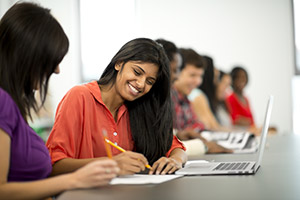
[46,81,185,164]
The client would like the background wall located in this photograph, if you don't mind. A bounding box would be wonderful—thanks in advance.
[0,0,295,134]
[135,0,294,134]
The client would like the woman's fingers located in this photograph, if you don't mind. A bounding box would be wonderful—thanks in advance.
[149,157,182,175]
[113,151,150,175]
[72,159,119,188]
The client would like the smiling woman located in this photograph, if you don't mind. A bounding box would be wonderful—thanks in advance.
[46,38,187,176]
[113,61,158,101]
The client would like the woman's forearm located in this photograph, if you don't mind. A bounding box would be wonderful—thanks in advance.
[51,157,104,176]
[169,148,187,166]
[0,173,73,200]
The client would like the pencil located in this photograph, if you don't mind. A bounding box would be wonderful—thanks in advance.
[104,138,152,170]
[102,129,112,158]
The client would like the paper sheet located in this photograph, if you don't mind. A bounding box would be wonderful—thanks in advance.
[110,174,183,185]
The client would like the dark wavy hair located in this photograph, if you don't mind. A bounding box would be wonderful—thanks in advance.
[217,70,230,113]
[0,2,69,122]
[155,38,178,62]
[178,48,205,71]
[98,38,173,164]
[199,56,218,114]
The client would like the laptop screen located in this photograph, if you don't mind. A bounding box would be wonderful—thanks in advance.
[254,96,274,172]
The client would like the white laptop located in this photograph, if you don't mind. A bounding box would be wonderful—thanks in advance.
[200,130,257,153]
[176,96,273,175]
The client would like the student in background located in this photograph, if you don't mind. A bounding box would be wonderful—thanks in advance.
[188,56,222,130]
[226,66,255,127]
[155,39,181,83]
[156,38,207,155]
[188,56,232,131]
[215,70,232,127]
[46,38,187,176]
[0,3,119,200]
[226,66,277,135]
[171,48,232,153]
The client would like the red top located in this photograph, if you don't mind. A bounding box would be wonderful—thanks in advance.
[46,81,185,164]
[225,93,254,126]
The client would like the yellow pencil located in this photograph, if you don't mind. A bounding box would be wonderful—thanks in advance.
[104,138,152,170]
[102,129,112,158]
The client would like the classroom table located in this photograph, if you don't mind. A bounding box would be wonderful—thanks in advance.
[57,134,300,200]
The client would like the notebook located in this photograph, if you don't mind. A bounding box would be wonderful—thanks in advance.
[176,96,273,175]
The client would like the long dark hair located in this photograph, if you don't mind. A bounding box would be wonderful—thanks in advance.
[217,70,230,113]
[155,38,178,62]
[98,38,173,164]
[0,2,69,122]
[199,56,218,115]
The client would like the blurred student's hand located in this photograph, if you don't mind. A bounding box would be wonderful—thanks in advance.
[176,129,202,140]
[70,159,119,189]
[205,141,233,154]
[176,129,232,154]
[248,125,261,136]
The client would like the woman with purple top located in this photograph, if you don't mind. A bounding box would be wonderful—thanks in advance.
[0,2,119,199]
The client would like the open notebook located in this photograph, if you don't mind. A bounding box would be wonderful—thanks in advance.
[176,96,273,175]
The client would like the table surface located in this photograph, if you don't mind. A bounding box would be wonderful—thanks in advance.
[57,134,300,200]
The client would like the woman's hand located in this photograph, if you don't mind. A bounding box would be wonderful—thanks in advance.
[112,151,149,175]
[70,159,119,189]
[205,141,233,154]
[149,157,182,175]
[177,129,200,140]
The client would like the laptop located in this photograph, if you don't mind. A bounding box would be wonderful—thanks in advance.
[176,96,273,175]
[200,130,257,153]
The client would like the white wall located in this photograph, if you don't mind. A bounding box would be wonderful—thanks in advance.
[136,0,294,134]
[0,0,12,17]
[39,0,82,115]
[0,0,294,133]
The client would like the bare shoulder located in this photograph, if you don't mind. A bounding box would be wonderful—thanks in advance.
[192,93,209,105]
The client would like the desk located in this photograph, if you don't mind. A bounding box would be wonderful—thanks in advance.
[57,134,300,200]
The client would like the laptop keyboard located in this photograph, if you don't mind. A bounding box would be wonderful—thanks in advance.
[213,162,250,171]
